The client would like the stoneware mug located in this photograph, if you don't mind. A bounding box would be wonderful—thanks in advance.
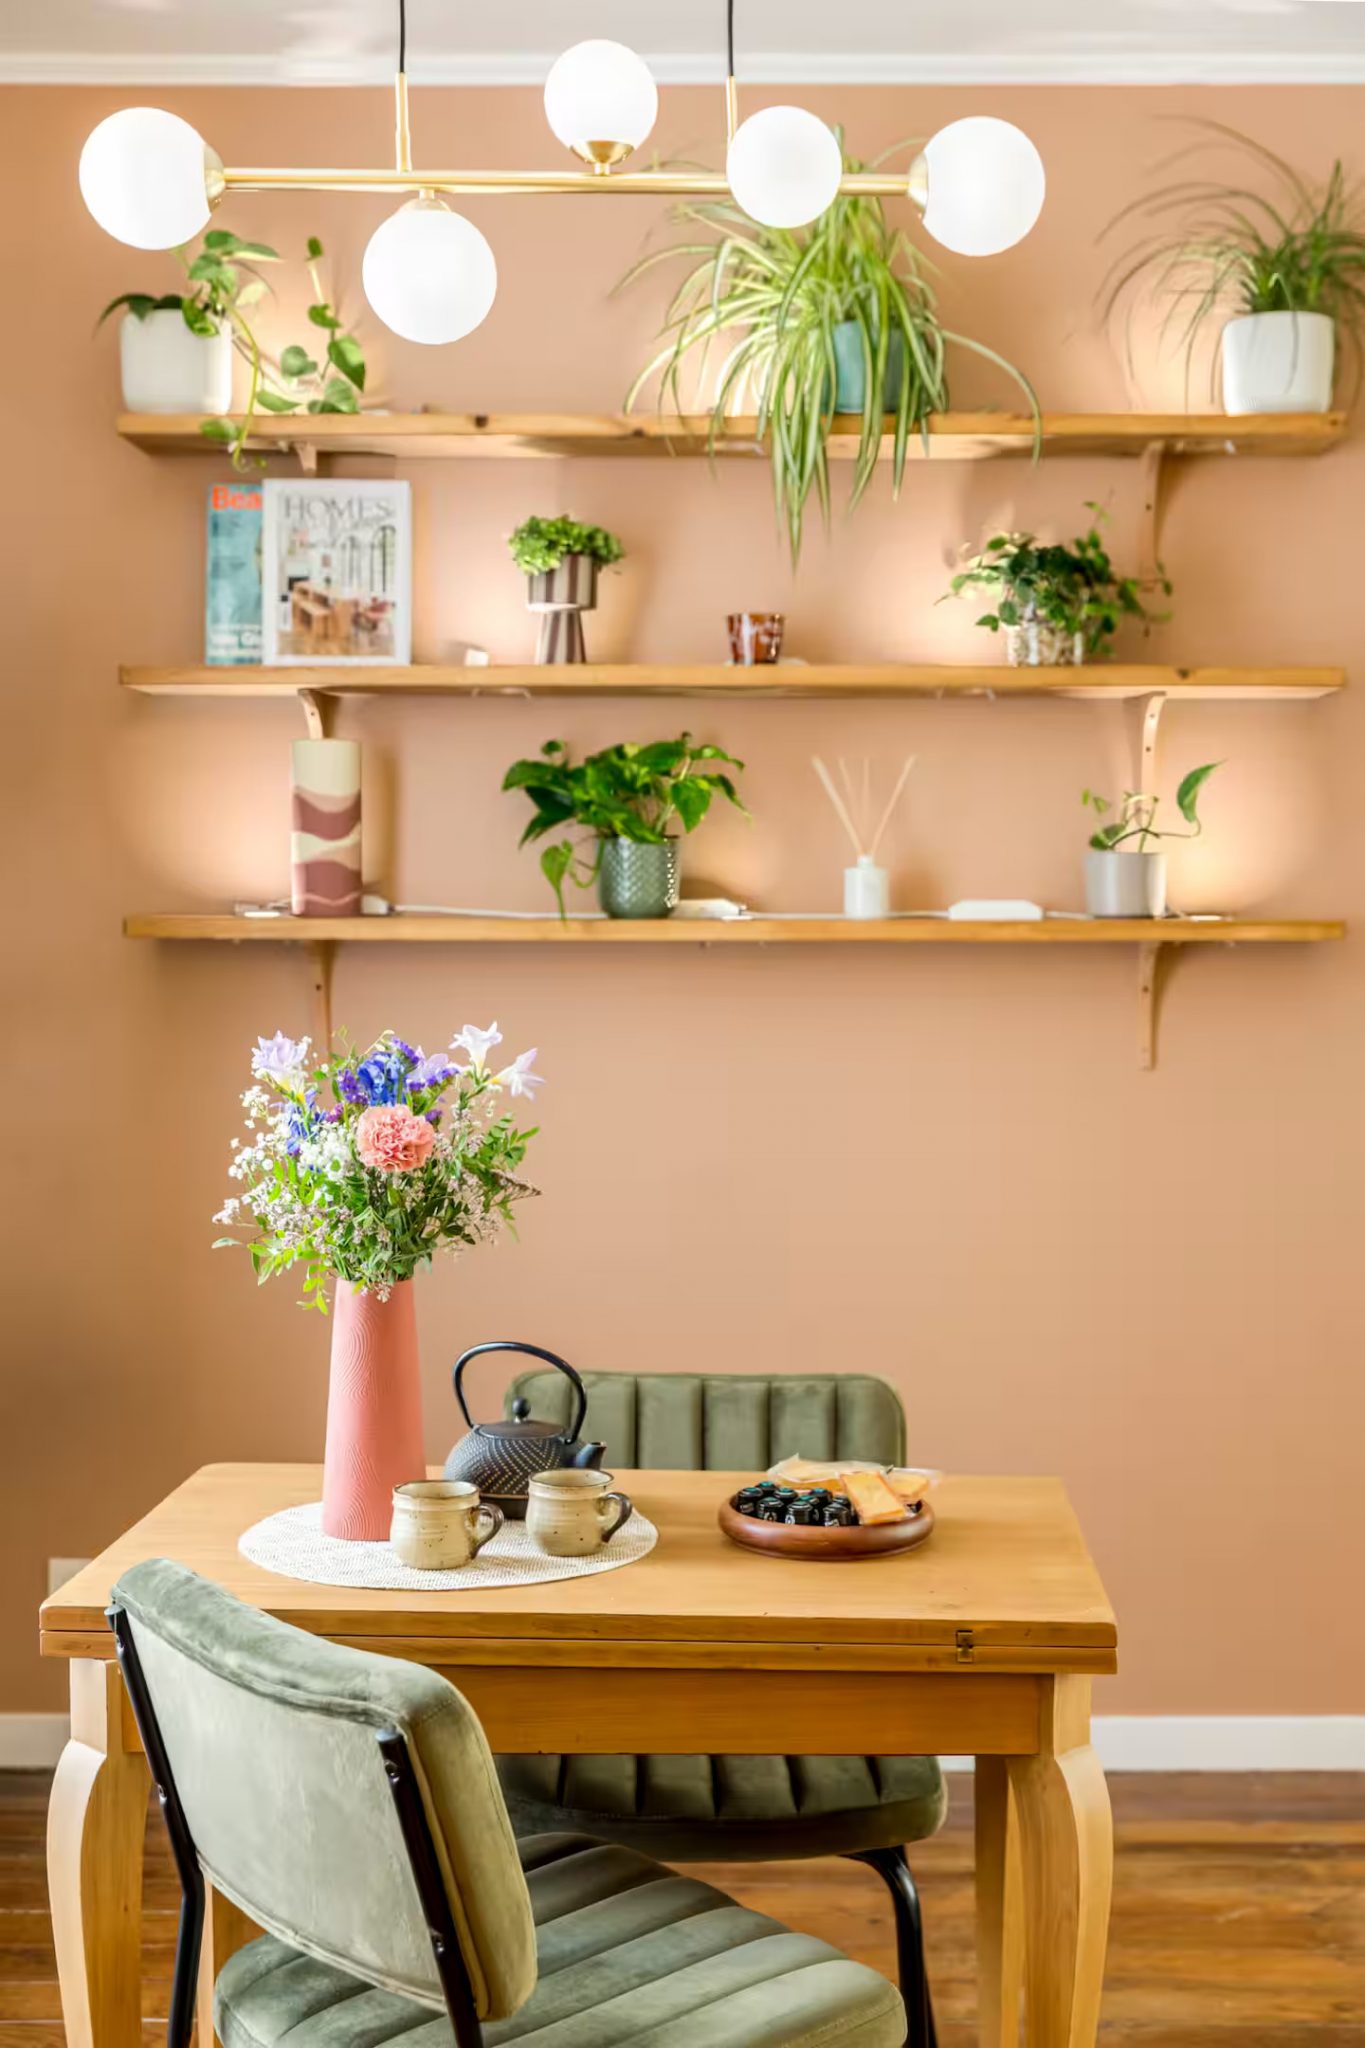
[389,1480,504,1570]
[526,1468,633,1557]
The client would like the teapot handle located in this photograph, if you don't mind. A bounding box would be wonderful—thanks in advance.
[451,1340,589,1442]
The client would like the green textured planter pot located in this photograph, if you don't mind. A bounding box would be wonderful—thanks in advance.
[832,321,905,413]
[597,838,680,919]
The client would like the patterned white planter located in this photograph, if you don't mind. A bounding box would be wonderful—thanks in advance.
[526,553,599,663]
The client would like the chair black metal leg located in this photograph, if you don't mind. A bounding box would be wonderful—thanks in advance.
[848,1846,936,2048]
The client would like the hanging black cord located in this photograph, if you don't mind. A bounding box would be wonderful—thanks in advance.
[726,0,735,77]
[399,0,407,74]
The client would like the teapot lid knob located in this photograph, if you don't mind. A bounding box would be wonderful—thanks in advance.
[511,1397,531,1421]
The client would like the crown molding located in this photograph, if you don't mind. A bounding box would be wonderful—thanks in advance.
[6,49,1365,87]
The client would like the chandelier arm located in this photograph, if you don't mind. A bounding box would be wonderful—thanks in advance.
[219,167,910,197]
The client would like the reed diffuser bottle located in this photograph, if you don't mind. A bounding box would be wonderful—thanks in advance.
[812,753,915,919]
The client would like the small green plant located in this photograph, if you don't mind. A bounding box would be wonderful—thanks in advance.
[100,232,366,469]
[503,736,746,916]
[946,506,1171,660]
[1083,764,1220,852]
[508,516,625,576]
[1100,123,1365,398]
[618,140,1037,563]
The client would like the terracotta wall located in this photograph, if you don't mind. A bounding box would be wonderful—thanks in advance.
[3,80,1363,1716]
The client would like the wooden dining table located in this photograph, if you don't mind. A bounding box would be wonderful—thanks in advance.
[40,1464,1117,2048]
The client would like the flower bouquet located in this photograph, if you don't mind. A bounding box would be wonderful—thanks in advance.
[215,1024,542,1538]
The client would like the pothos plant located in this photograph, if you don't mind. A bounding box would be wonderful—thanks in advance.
[618,140,1037,563]
[946,506,1172,659]
[508,517,625,576]
[503,736,747,917]
[99,231,366,468]
[1083,763,1220,852]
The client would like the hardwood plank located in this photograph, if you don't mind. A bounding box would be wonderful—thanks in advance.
[122,913,1347,946]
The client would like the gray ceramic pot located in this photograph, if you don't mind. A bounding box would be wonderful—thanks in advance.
[1084,849,1167,918]
[598,838,680,919]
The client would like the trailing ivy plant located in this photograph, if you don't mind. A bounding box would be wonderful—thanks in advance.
[946,505,1171,659]
[618,139,1037,563]
[99,232,366,469]
[1083,764,1220,852]
[508,516,625,576]
[503,736,747,916]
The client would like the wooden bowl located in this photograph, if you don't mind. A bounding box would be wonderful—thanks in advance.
[717,1495,935,1560]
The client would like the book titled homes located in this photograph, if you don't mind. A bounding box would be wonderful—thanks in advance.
[261,480,412,666]
[205,482,263,665]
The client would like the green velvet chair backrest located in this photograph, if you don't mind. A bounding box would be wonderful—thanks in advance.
[504,1368,906,1470]
[112,1559,537,2024]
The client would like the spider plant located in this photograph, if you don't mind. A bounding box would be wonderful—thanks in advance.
[1100,122,1365,400]
[618,144,1038,563]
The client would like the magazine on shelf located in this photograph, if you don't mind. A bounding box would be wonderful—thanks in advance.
[261,479,412,666]
[204,481,263,665]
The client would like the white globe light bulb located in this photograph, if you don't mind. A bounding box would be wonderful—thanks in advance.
[544,39,658,164]
[362,199,498,346]
[727,105,842,229]
[920,117,1045,258]
[78,107,215,250]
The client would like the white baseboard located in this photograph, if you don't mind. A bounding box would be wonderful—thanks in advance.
[3,1713,1363,1773]
[0,1715,70,1767]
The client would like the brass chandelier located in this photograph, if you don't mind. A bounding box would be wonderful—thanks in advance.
[79,0,1046,346]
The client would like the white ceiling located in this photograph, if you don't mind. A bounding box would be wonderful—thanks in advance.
[7,0,1365,85]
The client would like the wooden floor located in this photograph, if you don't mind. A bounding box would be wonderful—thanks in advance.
[1,1769,1362,2045]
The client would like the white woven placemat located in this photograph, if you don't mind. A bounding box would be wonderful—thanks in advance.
[239,1500,658,1591]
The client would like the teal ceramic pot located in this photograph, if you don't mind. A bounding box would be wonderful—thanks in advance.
[832,321,905,413]
[598,838,680,919]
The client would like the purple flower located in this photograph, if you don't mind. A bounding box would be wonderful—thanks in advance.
[407,1050,455,1089]
[251,1031,309,1081]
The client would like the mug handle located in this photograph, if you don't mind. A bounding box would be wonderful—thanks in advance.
[470,1503,505,1555]
[597,1491,633,1544]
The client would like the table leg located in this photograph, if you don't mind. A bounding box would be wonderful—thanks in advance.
[197,1887,260,2048]
[975,1755,1023,2048]
[47,1660,150,2048]
[1007,1677,1113,2048]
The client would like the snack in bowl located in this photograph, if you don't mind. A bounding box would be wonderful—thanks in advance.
[840,1470,909,1526]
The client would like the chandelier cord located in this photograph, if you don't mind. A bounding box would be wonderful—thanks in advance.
[726,0,735,78]
[398,0,407,75]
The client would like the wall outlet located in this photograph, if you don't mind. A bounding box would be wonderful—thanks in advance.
[48,1557,90,1596]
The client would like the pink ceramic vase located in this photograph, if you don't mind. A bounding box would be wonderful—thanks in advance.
[321,1279,426,1540]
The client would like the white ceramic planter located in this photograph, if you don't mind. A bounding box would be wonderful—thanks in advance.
[1085,849,1167,919]
[119,308,234,414]
[1221,311,1334,415]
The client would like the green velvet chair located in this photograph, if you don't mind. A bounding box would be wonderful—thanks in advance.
[109,1558,907,2048]
[496,1370,945,2048]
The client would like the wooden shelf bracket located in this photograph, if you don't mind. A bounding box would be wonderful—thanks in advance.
[305,940,335,1054]
[1137,938,1171,1070]
[297,688,334,739]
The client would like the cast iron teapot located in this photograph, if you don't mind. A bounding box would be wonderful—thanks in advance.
[443,1340,605,1518]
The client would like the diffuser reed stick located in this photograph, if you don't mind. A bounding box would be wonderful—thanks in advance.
[812,753,916,919]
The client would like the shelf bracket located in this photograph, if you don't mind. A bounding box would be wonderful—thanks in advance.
[290,438,321,477]
[1127,689,1167,793]
[1137,438,1168,588]
[1137,939,1171,1070]
[298,689,331,739]
[304,939,335,1055]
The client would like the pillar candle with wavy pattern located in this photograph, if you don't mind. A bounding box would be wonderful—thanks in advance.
[291,738,362,916]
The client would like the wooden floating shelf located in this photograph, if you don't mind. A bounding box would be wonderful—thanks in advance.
[125,914,1344,946]
[120,663,1345,703]
[125,911,1345,1070]
[116,410,1349,465]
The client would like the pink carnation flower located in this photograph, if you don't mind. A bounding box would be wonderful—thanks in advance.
[355,1104,436,1174]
